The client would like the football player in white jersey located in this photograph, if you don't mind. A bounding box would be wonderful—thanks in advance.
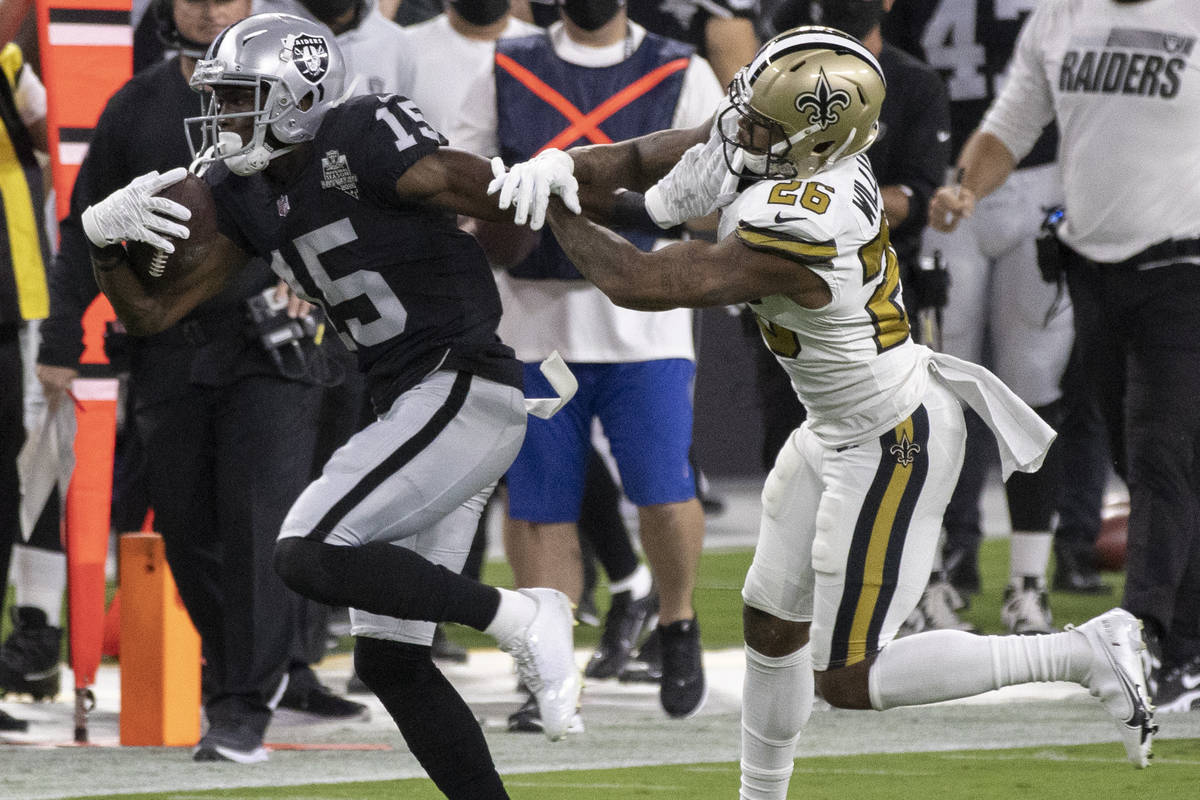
[492,25,1158,794]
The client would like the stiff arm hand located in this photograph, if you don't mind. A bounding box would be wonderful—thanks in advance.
[81,167,192,252]
[487,148,581,231]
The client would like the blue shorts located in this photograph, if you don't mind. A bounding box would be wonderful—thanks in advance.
[507,359,697,522]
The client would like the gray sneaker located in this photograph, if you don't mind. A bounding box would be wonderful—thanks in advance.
[498,588,581,742]
[193,719,269,764]
[1070,608,1157,768]
[1001,577,1055,635]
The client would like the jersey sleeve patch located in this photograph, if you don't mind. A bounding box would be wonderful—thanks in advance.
[735,221,838,268]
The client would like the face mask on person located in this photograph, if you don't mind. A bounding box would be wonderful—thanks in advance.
[560,0,624,32]
[299,0,359,25]
[450,0,510,26]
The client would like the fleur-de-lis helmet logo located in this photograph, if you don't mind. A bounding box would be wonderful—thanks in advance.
[794,67,852,130]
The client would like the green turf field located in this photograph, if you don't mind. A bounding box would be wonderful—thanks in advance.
[53,738,1200,800]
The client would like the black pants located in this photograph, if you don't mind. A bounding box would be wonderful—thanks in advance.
[1067,257,1200,666]
[0,328,22,607]
[134,371,322,730]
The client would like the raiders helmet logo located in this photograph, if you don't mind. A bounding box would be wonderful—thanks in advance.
[291,34,330,84]
[794,68,851,130]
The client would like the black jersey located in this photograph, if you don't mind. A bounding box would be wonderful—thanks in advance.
[210,94,522,411]
[882,0,1056,168]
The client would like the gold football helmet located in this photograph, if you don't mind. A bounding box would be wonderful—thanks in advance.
[720,26,886,180]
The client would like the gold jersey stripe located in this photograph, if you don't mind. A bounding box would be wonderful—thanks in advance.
[735,224,837,266]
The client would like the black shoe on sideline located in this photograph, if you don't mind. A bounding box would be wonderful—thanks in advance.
[658,618,706,718]
[193,719,269,763]
[280,666,370,721]
[0,607,62,701]
[618,626,662,684]
[1052,540,1112,595]
[0,709,28,732]
[943,547,981,598]
[585,591,658,680]
[506,692,584,735]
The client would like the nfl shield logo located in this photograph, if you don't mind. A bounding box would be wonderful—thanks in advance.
[291,34,330,84]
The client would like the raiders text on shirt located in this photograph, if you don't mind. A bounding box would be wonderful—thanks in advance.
[1059,28,1194,98]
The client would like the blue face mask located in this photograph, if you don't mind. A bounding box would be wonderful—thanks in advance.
[560,0,623,31]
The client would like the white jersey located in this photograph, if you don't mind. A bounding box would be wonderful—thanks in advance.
[718,155,931,447]
[980,0,1200,262]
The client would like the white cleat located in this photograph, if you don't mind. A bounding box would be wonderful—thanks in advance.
[498,588,582,742]
[1070,608,1158,768]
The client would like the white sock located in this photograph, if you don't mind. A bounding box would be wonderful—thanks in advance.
[868,629,1092,709]
[740,644,812,800]
[1009,531,1052,584]
[12,544,67,626]
[608,562,652,600]
[484,587,538,645]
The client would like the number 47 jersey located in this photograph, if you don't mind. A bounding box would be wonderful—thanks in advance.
[719,153,932,448]
[210,93,522,410]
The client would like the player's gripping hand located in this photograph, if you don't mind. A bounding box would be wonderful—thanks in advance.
[644,100,738,227]
[81,167,192,253]
[488,148,581,231]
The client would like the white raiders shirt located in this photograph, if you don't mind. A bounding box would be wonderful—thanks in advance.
[981,0,1200,263]
[718,154,932,448]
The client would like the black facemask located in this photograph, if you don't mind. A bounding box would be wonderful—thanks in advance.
[451,0,510,26]
[560,0,623,32]
[300,0,360,24]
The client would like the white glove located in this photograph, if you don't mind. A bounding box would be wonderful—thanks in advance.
[81,167,192,252]
[487,148,581,231]
[644,103,739,227]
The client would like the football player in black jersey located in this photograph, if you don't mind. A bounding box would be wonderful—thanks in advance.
[79,13,581,799]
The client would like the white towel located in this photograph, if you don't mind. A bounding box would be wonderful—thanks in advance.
[928,352,1056,480]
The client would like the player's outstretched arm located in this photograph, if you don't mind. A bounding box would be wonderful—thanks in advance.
[544,197,830,312]
[568,118,712,193]
[394,147,522,223]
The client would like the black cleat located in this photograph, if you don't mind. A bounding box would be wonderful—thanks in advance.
[585,591,658,680]
[0,608,62,701]
[618,626,662,684]
[658,618,706,718]
[0,709,28,732]
[1053,540,1113,595]
[280,666,370,721]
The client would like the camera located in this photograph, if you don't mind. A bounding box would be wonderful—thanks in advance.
[245,287,320,380]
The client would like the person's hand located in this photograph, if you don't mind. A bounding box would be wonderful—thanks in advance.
[36,363,79,411]
[272,279,314,319]
[928,184,977,233]
[487,149,581,231]
[644,132,730,227]
[81,167,192,251]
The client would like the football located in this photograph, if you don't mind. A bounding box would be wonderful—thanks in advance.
[127,172,218,284]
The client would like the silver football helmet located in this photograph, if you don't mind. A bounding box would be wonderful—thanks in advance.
[719,26,886,180]
[186,13,347,175]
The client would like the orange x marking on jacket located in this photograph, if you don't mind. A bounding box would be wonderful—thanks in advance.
[495,52,690,154]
